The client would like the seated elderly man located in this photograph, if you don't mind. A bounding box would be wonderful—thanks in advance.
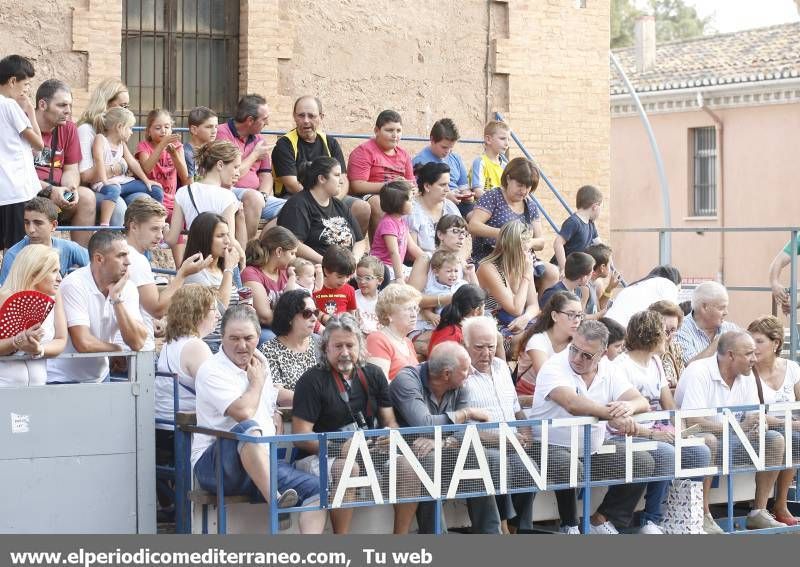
[271,95,371,235]
[292,313,419,534]
[192,305,326,533]
[675,281,738,365]
[47,230,148,383]
[675,331,786,531]
[391,342,503,534]
[461,316,571,533]
[528,320,656,534]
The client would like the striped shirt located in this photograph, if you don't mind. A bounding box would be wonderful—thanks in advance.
[675,312,739,365]
[464,358,521,423]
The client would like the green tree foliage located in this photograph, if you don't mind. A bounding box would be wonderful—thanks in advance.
[611,0,713,48]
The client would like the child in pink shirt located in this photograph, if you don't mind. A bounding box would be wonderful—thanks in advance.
[135,109,189,214]
[370,180,423,284]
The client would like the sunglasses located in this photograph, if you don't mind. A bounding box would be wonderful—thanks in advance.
[569,343,601,362]
[300,308,318,320]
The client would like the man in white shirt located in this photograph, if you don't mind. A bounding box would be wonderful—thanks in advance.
[462,316,571,533]
[47,230,148,383]
[677,331,786,530]
[123,198,211,350]
[675,281,739,365]
[529,320,654,534]
[192,305,326,533]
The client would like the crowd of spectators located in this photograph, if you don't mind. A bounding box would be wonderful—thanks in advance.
[1,53,799,535]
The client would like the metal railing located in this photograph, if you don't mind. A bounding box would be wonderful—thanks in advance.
[612,226,800,360]
[175,403,800,535]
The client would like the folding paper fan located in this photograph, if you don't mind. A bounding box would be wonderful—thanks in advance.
[0,291,55,339]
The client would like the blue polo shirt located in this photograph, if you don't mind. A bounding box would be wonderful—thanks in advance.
[0,236,89,285]
[412,146,469,190]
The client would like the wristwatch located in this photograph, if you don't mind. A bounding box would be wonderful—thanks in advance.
[109,297,124,306]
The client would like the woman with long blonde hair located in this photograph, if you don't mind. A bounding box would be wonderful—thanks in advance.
[0,245,67,386]
[476,220,539,355]
[77,78,130,187]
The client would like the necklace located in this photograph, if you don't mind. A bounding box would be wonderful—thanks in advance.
[383,327,410,353]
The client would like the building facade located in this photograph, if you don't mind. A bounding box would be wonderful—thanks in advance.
[611,21,800,324]
[0,0,611,252]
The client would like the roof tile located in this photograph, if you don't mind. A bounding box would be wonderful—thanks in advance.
[611,22,800,94]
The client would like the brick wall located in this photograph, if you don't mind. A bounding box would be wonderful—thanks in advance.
[1,0,610,249]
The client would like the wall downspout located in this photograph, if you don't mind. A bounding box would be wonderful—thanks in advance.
[697,92,725,283]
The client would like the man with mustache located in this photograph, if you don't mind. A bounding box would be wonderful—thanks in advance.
[192,305,327,533]
[292,313,419,534]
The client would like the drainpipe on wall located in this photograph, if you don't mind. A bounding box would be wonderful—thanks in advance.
[696,92,725,283]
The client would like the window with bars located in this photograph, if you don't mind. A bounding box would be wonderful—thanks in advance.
[121,0,240,134]
[690,126,717,216]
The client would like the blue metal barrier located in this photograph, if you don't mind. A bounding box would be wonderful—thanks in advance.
[176,403,800,535]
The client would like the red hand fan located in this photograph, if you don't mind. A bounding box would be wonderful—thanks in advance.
[0,291,56,339]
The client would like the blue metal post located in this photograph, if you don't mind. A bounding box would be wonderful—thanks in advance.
[726,427,734,532]
[174,424,190,533]
[790,230,798,361]
[319,434,329,509]
[434,500,443,535]
[581,424,592,534]
[215,438,227,534]
[269,442,279,534]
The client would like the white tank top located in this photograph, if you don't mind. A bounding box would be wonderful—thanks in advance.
[154,336,198,429]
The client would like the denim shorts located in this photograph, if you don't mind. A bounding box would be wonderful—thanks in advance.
[231,188,286,221]
[194,419,320,505]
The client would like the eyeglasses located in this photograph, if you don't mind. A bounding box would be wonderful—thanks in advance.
[558,311,584,321]
[446,228,468,237]
[356,275,377,283]
[569,343,601,362]
[300,308,317,320]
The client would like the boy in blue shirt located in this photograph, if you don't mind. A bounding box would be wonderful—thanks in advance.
[412,118,472,212]
[0,197,89,284]
[552,185,602,275]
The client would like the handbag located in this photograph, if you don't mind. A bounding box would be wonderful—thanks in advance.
[660,479,705,534]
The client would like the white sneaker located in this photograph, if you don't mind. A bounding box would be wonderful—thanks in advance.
[560,525,581,534]
[746,509,787,530]
[703,513,725,534]
[639,521,664,534]
[276,489,298,509]
[589,520,618,534]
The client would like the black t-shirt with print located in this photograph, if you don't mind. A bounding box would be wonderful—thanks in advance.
[292,363,391,437]
[277,189,363,257]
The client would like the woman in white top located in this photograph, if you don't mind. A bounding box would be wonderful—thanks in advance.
[0,245,67,386]
[76,78,131,239]
[515,291,581,403]
[407,162,462,255]
[155,284,217,425]
[612,310,712,533]
[183,212,243,353]
[165,140,245,265]
[604,265,681,328]
[749,315,800,526]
